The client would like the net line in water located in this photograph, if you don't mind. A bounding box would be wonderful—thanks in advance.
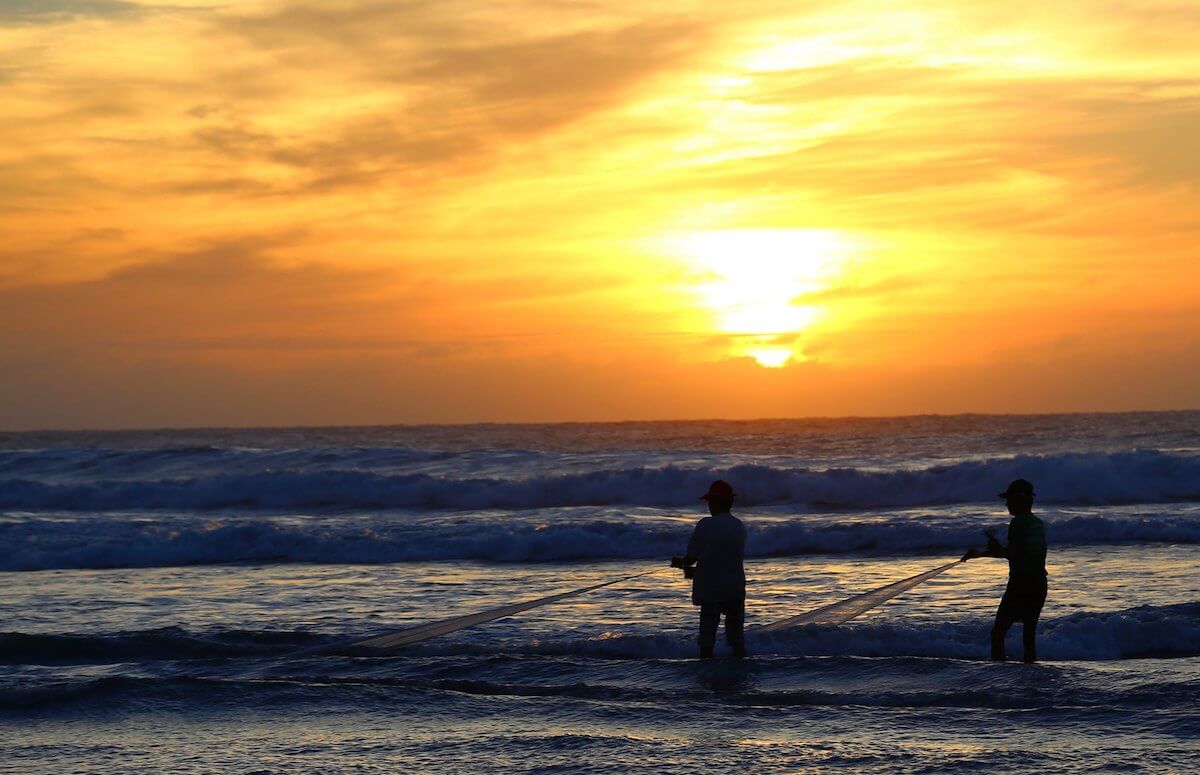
[758,560,962,631]
[311,559,960,656]
[329,567,669,656]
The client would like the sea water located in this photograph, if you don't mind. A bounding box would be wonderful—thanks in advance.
[2,413,1199,772]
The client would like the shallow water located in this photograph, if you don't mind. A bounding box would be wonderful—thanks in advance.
[3,415,1200,772]
[4,548,1200,773]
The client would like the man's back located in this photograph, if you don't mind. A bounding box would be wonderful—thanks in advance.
[686,512,746,604]
[1006,512,1047,585]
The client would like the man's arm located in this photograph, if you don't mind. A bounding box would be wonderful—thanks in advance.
[670,519,706,571]
[685,518,706,562]
[961,527,1009,561]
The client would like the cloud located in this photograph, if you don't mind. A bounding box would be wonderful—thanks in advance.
[182,118,484,194]
[0,0,143,24]
[1065,98,1200,189]
[182,11,711,192]
[0,230,646,361]
[793,276,920,304]
[743,60,966,105]
[219,1,442,51]
[4,322,1200,430]
[0,234,406,352]
[407,21,708,130]
[658,63,1200,237]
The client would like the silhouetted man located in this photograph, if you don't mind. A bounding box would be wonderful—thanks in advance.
[963,478,1048,663]
[672,479,747,658]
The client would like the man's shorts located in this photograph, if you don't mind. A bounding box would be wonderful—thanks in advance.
[997,581,1048,621]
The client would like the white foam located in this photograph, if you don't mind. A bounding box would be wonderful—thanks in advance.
[5,509,1200,571]
[1,449,1199,512]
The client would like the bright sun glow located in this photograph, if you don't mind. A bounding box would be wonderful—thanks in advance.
[665,229,856,367]
[744,346,794,368]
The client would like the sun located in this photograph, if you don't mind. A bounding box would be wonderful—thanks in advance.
[744,346,794,368]
[665,229,856,367]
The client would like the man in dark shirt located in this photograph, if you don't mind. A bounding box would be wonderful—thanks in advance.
[671,479,747,658]
[963,478,1048,663]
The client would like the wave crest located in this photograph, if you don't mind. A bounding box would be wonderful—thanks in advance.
[2,450,1199,512]
[4,602,1197,666]
[4,510,1200,571]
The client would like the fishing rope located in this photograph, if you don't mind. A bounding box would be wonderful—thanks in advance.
[328,566,670,656]
[758,560,961,631]
[306,559,960,656]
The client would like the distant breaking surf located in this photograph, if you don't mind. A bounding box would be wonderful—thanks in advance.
[5,509,1200,571]
[1,449,1199,512]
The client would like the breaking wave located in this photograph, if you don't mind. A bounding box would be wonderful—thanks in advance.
[5,510,1200,571]
[2,449,1200,513]
[4,602,1198,667]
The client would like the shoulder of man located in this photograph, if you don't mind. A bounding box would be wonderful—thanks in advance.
[717,513,745,534]
[1010,513,1043,535]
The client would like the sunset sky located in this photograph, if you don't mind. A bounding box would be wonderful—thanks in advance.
[2,0,1199,429]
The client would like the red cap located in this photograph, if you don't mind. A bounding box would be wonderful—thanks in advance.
[700,479,736,500]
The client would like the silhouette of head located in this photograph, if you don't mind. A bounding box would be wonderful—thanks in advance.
[701,479,736,514]
[998,478,1035,515]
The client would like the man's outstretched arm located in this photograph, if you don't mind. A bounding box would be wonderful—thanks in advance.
[961,529,1008,561]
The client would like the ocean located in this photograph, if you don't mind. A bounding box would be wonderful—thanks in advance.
[3,413,1200,773]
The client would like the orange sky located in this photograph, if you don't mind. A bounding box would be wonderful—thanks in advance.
[2,0,1199,429]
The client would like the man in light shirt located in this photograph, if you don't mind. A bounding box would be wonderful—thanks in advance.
[672,479,747,658]
[962,478,1048,663]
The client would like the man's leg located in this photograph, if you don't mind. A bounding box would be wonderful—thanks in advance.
[1022,585,1048,664]
[723,598,746,657]
[991,586,1021,661]
[698,603,720,658]
[991,612,1016,661]
[1020,614,1038,664]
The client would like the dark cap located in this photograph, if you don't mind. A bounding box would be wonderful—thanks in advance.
[998,478,1035,499]
[700,479,736,501]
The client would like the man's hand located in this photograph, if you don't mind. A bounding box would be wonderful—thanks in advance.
[963,528,1007,561]
[671,555,696,578]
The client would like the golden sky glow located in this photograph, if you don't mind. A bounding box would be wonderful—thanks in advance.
[1,0,1199,427]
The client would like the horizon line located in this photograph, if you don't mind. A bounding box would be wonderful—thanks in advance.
[4,406,1199,436]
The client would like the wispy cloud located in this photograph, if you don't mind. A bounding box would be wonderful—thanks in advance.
[0,0,144,24]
